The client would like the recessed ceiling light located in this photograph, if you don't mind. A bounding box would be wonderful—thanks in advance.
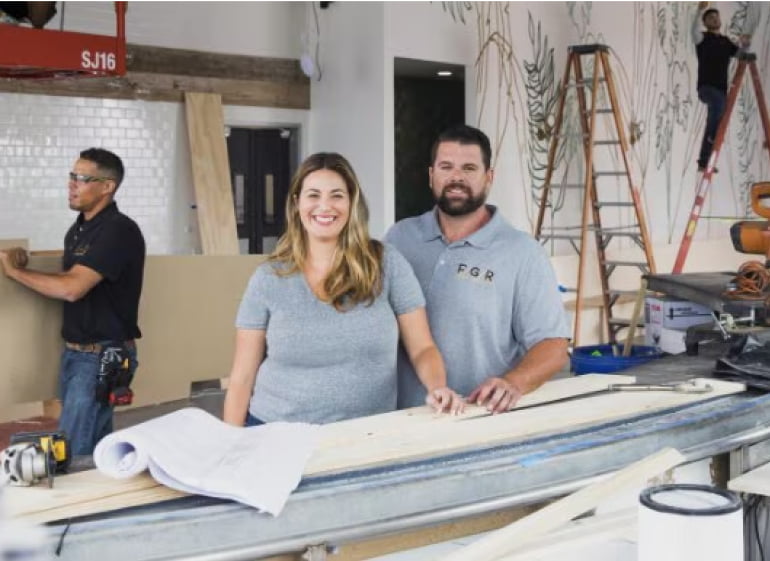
[437,70,453,77]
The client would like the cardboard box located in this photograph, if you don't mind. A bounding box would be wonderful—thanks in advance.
[657,326,688,355]
[644,296,714,350]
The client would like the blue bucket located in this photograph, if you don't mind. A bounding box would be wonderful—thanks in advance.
[571,344,662,374]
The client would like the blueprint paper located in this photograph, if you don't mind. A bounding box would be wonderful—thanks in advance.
[93,407,319,516]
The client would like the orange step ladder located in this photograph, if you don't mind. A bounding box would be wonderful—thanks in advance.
[673,52,770,274]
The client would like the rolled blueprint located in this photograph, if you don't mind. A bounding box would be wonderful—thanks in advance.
[94,407,319,516]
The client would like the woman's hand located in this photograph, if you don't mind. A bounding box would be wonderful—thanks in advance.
[426,386,465,415]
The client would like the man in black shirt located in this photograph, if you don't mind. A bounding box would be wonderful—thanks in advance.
[692,2,750,172]
[0,148,145,455]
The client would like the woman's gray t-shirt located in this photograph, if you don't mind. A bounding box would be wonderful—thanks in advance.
[235,244,425,424]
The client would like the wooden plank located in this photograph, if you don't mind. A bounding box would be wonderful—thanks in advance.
[317,374,637,447]
[442,448,684,561]
[5,377,741,523]
[563,293,635,311]
[0,72,310,108]
[498,508,637,560]
[7,471,159,517]
[126,44,307,83]
[0,44,310,109]
[304,378,741,475]
[185,92,240,256]
[728,460,770,497]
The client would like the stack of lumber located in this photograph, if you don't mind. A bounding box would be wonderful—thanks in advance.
[5,375,744,523]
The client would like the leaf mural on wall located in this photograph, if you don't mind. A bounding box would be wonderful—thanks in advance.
[473,2,521,168]
[524,12,563,209]
[729,1,758,216]
[567,1,592,40]
[648,2,695,242]
[441,1,473,25]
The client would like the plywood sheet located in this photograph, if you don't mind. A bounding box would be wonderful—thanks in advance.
[6,376,744,523]
[132,255,264,406]
[0,255,64,408]
[0,255,266,417]
[0,239,28,250]
[184,92,239,255]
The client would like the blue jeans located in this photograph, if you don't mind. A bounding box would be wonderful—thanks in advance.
[697,85,727,168]
[245,412,265,427]
[57,346,138,456]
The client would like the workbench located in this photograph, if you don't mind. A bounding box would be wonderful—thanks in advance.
[15,345,770,561]
[645,272,766,318]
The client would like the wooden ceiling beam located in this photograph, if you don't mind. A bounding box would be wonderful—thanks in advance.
[0,44,310,109]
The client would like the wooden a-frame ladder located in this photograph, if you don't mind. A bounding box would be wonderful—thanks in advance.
[535,44,656,346]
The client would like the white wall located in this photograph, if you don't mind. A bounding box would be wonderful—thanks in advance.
[51,1,304,58]
[309,2,388,236]
[383,2,476,233]
[307,2,475,237]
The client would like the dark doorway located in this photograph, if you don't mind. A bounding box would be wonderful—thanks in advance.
[394,58,465,221]
[227,128,298,254]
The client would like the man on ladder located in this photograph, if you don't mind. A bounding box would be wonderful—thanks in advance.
[673,3,768,273]
[692,1,750,173]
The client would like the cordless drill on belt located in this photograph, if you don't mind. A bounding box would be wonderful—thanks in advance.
[95,343,134,406]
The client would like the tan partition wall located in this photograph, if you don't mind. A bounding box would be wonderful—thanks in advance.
[0,255,266,420]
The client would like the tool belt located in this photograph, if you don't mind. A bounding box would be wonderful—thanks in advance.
[65,340,135,354]
[93,342,135,406]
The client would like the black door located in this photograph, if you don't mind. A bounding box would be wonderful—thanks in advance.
[227,128,294,254]
[394,58,465,221]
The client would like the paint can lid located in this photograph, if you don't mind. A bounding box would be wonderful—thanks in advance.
[639,484,742,516]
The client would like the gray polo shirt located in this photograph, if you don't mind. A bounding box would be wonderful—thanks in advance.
[385,206,570,407]
[235,244,425,424]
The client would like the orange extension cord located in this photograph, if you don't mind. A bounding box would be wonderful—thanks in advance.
[724,260,770,300]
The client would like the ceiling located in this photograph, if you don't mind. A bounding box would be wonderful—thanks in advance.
[394,57,465,81]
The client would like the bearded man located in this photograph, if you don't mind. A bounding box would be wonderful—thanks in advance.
[386,125,570,412]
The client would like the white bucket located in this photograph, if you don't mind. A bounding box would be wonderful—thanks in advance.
[638,484,743,561]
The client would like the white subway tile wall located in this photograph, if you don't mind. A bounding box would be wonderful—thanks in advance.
[0,93,199,254]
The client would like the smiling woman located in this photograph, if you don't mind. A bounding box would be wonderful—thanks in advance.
[222,152,465,426]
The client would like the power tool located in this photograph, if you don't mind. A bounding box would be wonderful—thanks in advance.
[0,431,70,488]
[731,182,770,263]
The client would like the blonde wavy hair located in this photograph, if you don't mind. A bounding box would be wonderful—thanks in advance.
[270,152,383,310]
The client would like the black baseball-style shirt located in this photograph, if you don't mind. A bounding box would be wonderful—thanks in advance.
[696,32,738,93]
[62,202,145,344]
